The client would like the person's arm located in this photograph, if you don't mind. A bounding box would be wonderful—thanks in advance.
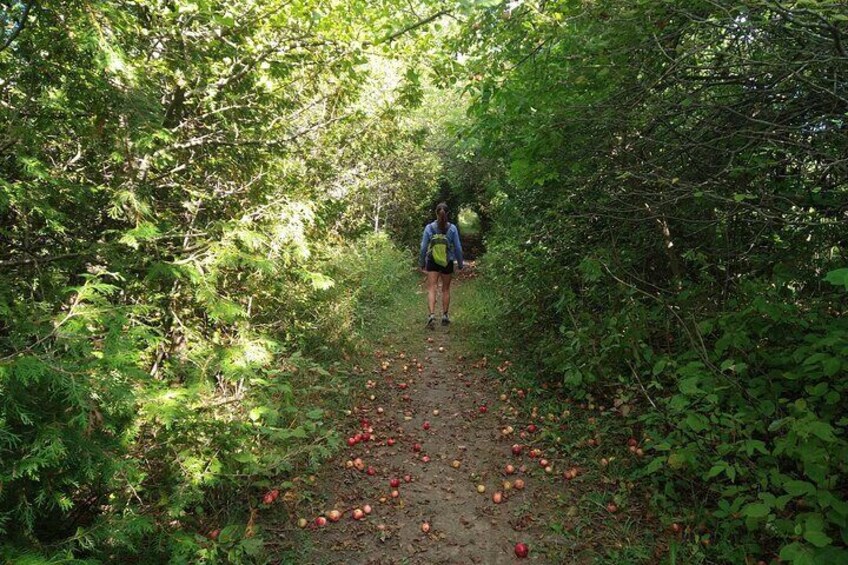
[452,225,464,270]
[419,224,431,268]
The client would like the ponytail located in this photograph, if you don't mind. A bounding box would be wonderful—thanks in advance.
[436,202,448,233]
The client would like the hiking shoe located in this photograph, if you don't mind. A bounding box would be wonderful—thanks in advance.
[441,314,450,326]
[426,314,436,329]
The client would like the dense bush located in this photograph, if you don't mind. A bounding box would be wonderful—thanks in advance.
[449,1,847,562]
[0,0,433,560]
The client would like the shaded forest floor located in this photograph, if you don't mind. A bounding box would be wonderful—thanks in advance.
[263,265,668,564]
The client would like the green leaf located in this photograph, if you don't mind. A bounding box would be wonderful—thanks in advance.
[678,377,701,395]
[743,502,771,518]
[803,530,832,548]
[804,421,836,442]
[684,413,709,432]
[706,462,727,479]
[306,271,335,291]
[784,480,816,497]
[824,268,848,290]
[780,542,815,565]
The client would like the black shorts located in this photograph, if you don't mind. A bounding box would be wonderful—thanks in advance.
[425,259,455,275]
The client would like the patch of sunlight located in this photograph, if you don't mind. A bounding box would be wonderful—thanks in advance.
[458,207,480,235]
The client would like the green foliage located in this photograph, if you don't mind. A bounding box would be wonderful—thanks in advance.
[0,0,440,559]
[4,0,846,561]
[450,0,848,562]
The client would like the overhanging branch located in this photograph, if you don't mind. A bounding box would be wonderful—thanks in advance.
[0,0,37,53]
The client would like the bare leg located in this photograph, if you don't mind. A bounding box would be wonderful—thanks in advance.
[427,271,440,315]
[441,274,452,315]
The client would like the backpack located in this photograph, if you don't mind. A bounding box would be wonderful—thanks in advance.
[428,224,450,267]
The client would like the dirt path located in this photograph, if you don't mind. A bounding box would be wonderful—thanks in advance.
[286,276,564,564]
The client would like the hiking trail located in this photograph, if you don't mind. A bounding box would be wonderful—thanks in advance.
[266,268,654,564]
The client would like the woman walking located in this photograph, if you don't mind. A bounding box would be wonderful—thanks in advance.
[419,202,463,328]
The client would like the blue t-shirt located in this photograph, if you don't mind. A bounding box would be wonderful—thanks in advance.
[419,221,463,269]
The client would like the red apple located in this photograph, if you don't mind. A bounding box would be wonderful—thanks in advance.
[515,542,529,558]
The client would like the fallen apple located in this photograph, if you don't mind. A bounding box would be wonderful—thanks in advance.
[514,542,529,558]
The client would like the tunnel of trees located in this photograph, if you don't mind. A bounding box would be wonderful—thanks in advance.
[1,0,846,563]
